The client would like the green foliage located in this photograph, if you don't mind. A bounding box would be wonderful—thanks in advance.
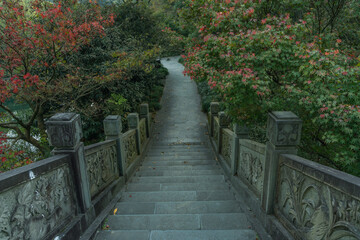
[180,0,360,176]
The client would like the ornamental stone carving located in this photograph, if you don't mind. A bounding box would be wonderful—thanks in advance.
[85,143,118,198]
[46,113,83,149]
[0,166,76,240]
[139,119,147,147]
[238,145,264,195]
[103,115,122,137]
[266,111,302,146]
[123,131,137,167]
[213,118,220,147]
[221,129,233,166]
[277,164,360,240]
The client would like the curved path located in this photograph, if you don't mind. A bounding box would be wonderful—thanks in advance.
[95,57,260,240]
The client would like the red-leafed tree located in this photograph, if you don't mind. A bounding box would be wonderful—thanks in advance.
[0,0,113,156]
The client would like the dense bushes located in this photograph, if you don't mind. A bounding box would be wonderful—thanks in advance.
[179,0,360,176]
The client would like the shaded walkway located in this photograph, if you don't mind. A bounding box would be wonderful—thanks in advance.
[94,57,261,239]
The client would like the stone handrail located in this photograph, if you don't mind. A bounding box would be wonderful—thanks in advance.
[0,103,152,239]
[84,140,119,199]
[139,118,147,149]
[123,129,138,168]
[276,154,360,240]
[221,128,233,167]
[238,139,265,197]
[208,101,360,240]
[0,154,78,239]
[213,117,220,149]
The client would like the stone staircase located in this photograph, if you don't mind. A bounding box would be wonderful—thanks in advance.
[95,142,257,240]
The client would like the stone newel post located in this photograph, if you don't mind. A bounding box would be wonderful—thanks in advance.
[127,113,141,154]
[140,103,150,138]
[210,102,220,137]
[46,113,92,213]
[230,124,249,175]
[262,111,302,214]
[103,115,126,177]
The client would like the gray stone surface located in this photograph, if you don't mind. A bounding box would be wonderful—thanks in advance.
[120,191,197,202]
[141,160,217,166]
[107,214,201,230]
[96,230,150,240]
[135,169,221,177]
[150,230,256,240]
[200,213,250,230]
[130,175,224,183]
[155,201,242,214]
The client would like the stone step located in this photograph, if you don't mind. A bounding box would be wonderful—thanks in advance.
[150,145,209,150]
[125,182,228,192]
[120,191,235,202]
[141,160,217,166]
[146,151,213,155]
[135,169,222,177]
[150,230,257,240]
[139,165,220,171]
[96,230,257,240]
[105,213,249,230]
[144,155,213,161]
[150,142,208,146]
[95,230,150,240]
[114,201,242,215]
[130,175,224,184]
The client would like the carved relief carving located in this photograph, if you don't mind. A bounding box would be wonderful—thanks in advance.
[124,131,137,167]
[214,118,219,147]
[277,165,360,240]
[0,166,76,240]
[238,147,264,195]
[85,143,118,198]
[139,119,147,147]
[277,124,300,145]
[221,129,232,166]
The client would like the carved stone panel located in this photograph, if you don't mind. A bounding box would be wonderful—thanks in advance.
[85,142,119,198]
[139,119,147,148]
[238,145,265,195]
[0,165,76,240]
[221,129,233,166]
[277,164,360,240]
[123,130,138,167]
[214,117,220,147]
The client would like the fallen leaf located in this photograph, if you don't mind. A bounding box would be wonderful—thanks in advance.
[113,208,118,215]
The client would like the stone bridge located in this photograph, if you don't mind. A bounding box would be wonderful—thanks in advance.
[0,57,360,240]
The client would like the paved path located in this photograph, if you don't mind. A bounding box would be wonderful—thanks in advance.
[95,57,258,240]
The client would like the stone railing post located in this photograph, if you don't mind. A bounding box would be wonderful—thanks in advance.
[127,113,141,154]
[210,102,220,137]
[103,115,126,177]
[230,124,249,175]
[218,111,229,153]
[262,111,302,214]
[140,103,150,138]
[46,113,92,214]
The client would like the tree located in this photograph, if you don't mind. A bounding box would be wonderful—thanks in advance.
[0,0,112,155]
[179,0,360,175]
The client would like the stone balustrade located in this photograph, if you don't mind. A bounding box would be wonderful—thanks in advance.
[0,103,151,240]
[208,101,360,240]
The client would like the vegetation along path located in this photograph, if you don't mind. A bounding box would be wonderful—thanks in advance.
[95,57,266,240]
